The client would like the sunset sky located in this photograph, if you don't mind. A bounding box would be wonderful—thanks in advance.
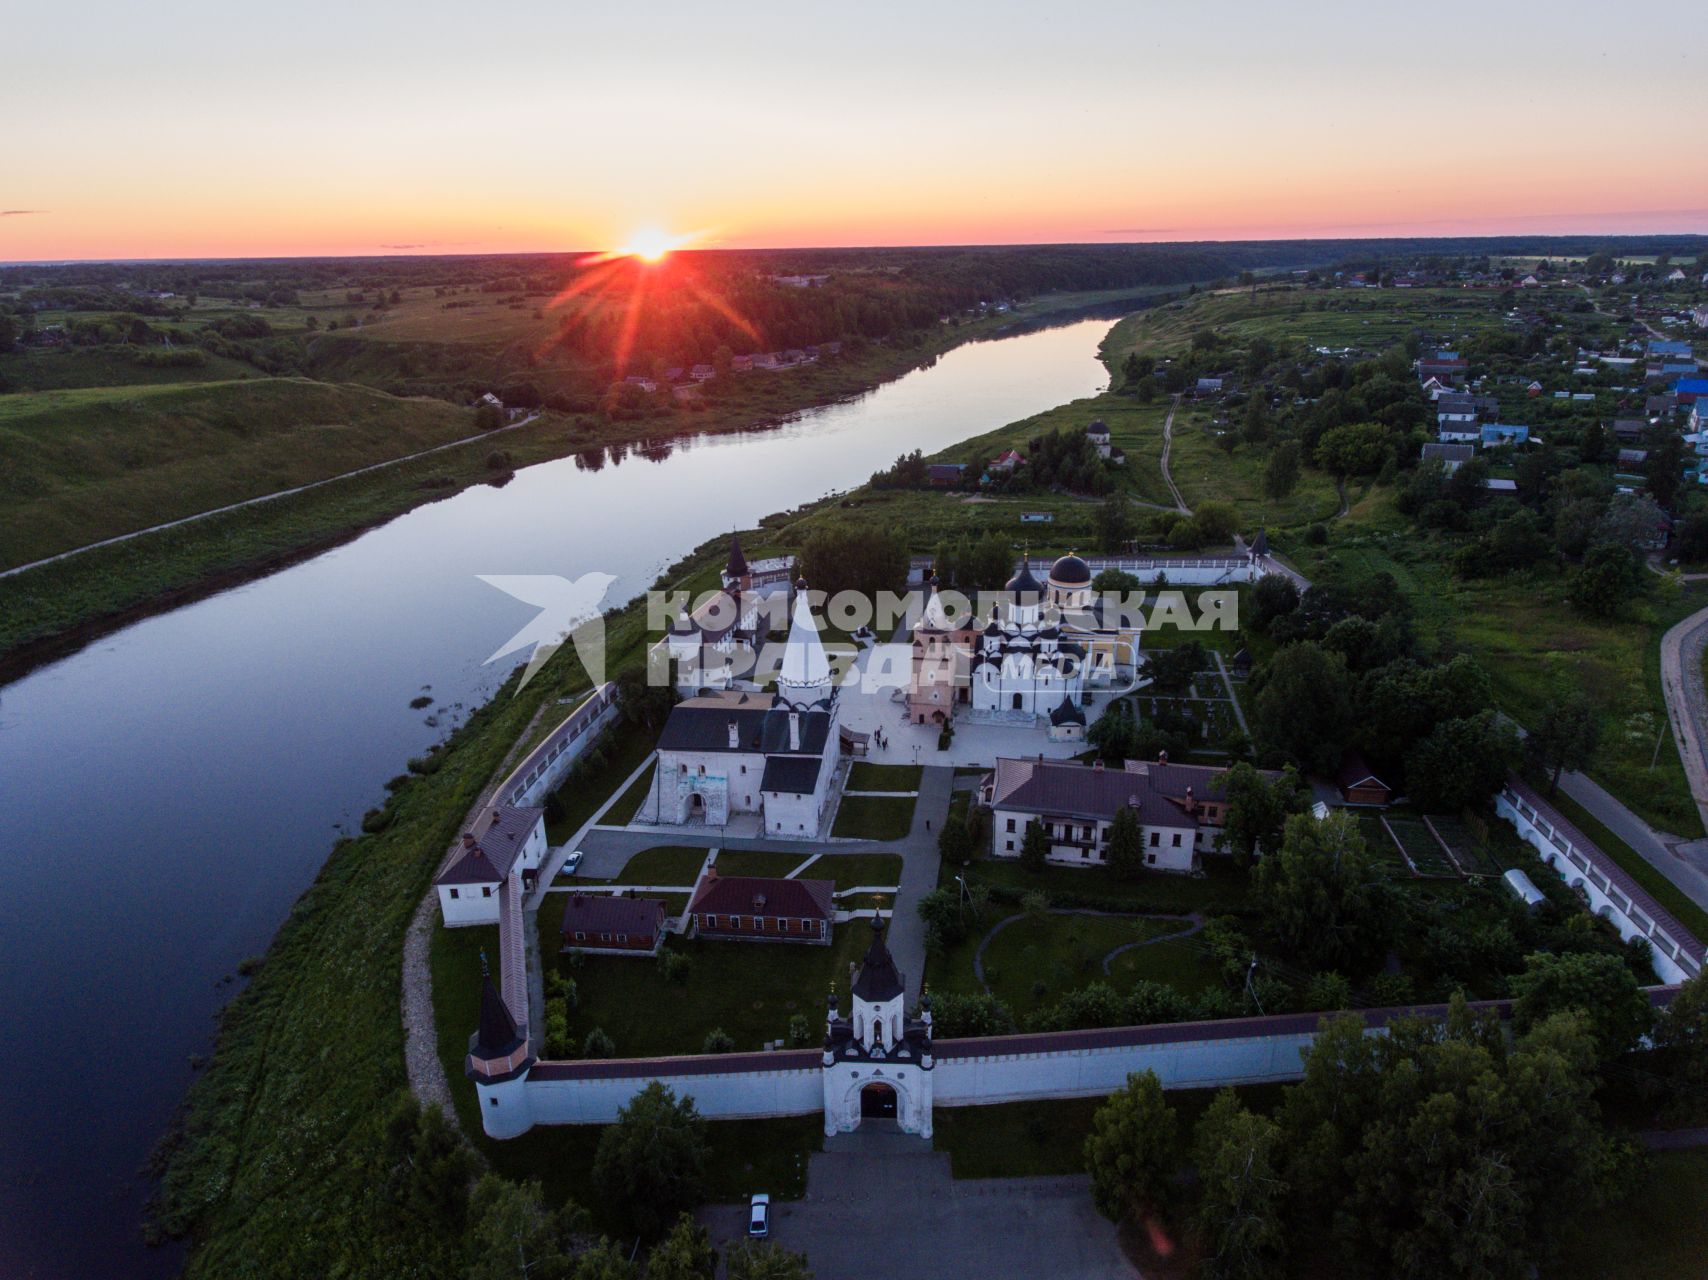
[5,0,1707,262]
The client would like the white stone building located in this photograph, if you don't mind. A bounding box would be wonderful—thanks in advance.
[646,578,842,836]
[434,804,547,925]
[985,755,1265,873]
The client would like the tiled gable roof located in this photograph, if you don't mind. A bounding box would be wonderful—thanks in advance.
[688,873,833,921]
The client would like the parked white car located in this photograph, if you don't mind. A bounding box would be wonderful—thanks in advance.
[560,850,584,876]
[748,1193,770,1239]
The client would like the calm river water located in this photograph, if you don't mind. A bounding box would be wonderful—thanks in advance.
[0,315,1112,1278]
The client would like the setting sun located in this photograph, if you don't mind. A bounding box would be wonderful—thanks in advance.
[619,226,688,262]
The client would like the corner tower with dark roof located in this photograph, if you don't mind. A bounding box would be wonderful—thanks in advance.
[465,953,537,1138]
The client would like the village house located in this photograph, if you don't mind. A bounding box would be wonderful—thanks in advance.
[560,894,667,955]
[687,870,834,944]
[1335,751,1393,807]
[984,754,1274,873]
[925,462,965,487]
[988,449,1025,474]
[1420,441,1474,473]
[1480,423,1531,449]
[434,804,547,926]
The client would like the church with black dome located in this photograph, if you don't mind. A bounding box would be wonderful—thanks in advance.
[908,550,1143,730]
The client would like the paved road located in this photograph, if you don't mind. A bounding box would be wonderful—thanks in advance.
[1659,604,1708,836]
[1553,767,1708,916]
[1159,393,1189,514]
[701,1133,1132,1280]
[0,410,541,579]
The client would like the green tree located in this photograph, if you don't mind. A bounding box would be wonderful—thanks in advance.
[1192,1090,1288,1280]
[465,1175,574,1280]
[1315,421,1389,477]
[1084,1070,1180,1223]
[1649,970,1708,1112]
[571,1239,639,1280]
[645,1213,718,1280]
[1019,818,1048,872]
[937,813,973,865]
[1093,495,1136,552]
[1403,710,1519,811]
[1254,811,1386,973]
[0,313,17,352]
[1262,441,1301,500]
[724,1240,813,1280]
[592,1082,709,1240]
[1248,574,1299,633]
[1524,694,1600,794]
[927,990,1017,1037]
[1105,805,1143,882]
[1192,500,1239,545]
[1218,763,1301,862]
[1568,542,1642,619]
[1250,642,1352,773]
[798,523,909,599]
[1510,951,1652,1063]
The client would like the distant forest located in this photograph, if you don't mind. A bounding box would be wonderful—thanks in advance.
[4,236,1703,406]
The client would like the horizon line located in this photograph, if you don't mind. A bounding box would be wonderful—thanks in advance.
[6,227,1708,269]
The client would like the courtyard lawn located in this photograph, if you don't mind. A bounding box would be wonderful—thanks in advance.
[547,924,871,1057]
[544,731,657,844]
[831,793,916,840]
[1105,933,1222,998]
[846,762,923,791]
[602,759,657,824]
[813,851,904,891]
[607,844,710,886]
[959,854,1253,915]
[973,913,1188,1016]
[710,848,815,880]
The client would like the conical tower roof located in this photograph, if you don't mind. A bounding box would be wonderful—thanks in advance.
[918,573,953,632]
[851,914,903,1003]
[777,578,831,692]
[726,533,749,579]
[474,955,524,1059]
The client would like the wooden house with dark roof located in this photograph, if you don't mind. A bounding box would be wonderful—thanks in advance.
[561,893,667,954]
[687,869,834,944]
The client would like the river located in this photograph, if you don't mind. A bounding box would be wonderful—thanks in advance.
[0,314,1113,1278]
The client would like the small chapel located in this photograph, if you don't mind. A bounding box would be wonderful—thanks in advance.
[821,914,935,1137]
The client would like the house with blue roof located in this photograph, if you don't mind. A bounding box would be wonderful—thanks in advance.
[1648,339,1693,358]
[1676,377,1708,405]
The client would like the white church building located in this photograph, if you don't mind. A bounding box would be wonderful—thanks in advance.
[644,577,843,836]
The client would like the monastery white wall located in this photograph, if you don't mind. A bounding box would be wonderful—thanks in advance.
[1496,786,1703,984]
[519,1064,823,1126]
[933,1030,1314,1108]
[499,683,621,809]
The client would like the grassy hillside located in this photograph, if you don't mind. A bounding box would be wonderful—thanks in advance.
[0,378,478,568]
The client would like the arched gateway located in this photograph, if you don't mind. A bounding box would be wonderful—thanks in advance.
[821,915,935,1138]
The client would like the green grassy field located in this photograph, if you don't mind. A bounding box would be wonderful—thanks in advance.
[846,761,923,790]
[602,844,709,886]
[959,854,1253,915]
[830,793,916,839]
[709,848,812,879]
[967,913,1185,1016]
[0,378,479,568]
[812,852,904,891]
[544,732,658,845]
[535,924,869,1057]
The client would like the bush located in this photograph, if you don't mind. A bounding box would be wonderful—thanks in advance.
[788,1013,813,1046]
[658,948,692,984]
[583,1027,615,1058]
[702,1027,735,1054]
